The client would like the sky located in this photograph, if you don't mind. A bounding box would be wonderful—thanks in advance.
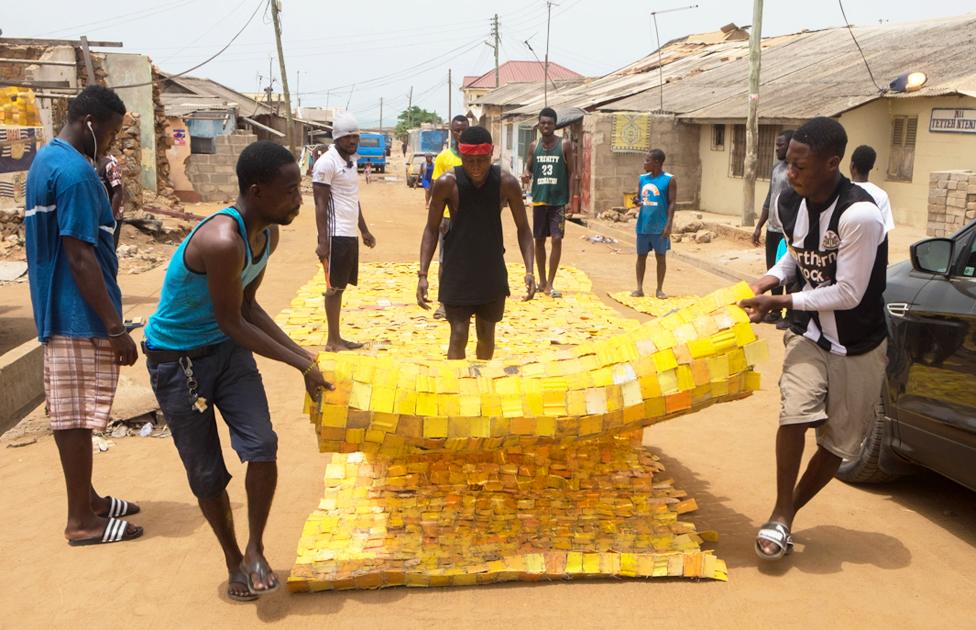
[5,0,973,127]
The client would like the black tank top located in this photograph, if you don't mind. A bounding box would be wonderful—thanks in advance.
[438,165,509,305]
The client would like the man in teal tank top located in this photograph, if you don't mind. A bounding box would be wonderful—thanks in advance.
[144,141,331,602]
[522,107,573,298]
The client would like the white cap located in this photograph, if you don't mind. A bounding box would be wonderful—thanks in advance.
[332,111,359,140]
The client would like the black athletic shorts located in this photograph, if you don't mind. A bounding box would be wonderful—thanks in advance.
[444,296,506,324]
[322,236,359,290]
[532,205,566,239]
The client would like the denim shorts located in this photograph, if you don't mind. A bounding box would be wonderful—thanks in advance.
[147,340,276,499]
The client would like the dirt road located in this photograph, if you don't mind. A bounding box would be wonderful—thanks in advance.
[1,169,973,629]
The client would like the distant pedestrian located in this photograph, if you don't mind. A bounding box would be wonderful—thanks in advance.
[25,85,143,547]
[850,145,895,233]
[401,140,407,158]
[420,152,434,206]
[752,129,794,329]
[632,149,675,298]
[430,115,470,319]
[364,161,372,184]
[97,153,124,248]
[740,117,888,562]
[313,111,377,352]
[522,107,573,298]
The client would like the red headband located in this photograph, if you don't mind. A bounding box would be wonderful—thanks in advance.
[458,142,493,156]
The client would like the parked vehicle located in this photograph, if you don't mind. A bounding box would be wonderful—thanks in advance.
[356,132,387,173]
[408,128,448,155]
[838,219,976,491]
[405,152,430,188]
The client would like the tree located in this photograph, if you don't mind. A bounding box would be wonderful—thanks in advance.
[395,106,442,138]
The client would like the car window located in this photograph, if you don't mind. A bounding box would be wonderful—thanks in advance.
[958,235,976,278]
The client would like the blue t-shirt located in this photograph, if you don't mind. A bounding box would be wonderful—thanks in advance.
[25,138,121,341]
[636,171,673,235]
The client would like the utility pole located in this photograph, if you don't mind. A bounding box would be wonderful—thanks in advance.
[492,14,500,88]
[407,85,414,128]
[379,97,384,131]
[447,69,452,122]
[742,0,763,227]
[270,0,296,155]
[296,70,301,109]
[265,56,274,107]
[544,2,557,106]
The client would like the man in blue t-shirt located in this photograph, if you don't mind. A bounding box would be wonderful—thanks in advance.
[25,85,143,547]
[632,149,676,299]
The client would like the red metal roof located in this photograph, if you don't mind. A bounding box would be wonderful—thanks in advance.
[462,60,583,89]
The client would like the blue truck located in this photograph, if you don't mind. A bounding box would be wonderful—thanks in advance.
[409,127,449,155]
[356,132,387,173]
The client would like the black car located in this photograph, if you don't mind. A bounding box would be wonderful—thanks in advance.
[838,220,976,491]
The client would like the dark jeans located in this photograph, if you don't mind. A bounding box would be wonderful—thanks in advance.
[147,339,276,499]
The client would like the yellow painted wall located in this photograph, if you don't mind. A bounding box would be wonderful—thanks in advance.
[697,123,769,219]
[698,95,976,229]
[880,95,976,228]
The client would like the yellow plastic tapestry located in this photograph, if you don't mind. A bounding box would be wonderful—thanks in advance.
[281,263,760,591]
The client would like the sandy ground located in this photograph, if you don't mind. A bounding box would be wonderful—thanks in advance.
[0,159,974,629]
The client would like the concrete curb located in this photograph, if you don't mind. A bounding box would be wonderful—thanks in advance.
[0,338,44,435]
[576,219,755,285]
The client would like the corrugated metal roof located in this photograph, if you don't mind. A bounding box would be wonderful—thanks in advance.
[473,79,588,107]
[504,14,976,122]
[463,60,584,89]
[161,72,276,118]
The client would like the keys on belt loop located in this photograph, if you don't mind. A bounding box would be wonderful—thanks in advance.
[178,355,209,413]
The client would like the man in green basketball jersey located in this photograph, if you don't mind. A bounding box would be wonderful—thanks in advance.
[522,107,573,298]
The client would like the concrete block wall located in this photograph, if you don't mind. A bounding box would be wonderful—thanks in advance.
[583,113,700,216]
[927,169,976,236]
[185,132,257,202]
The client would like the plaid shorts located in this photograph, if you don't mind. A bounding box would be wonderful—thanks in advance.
[43,336,120,432]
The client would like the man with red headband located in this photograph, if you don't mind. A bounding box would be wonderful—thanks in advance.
[417,126,535,359]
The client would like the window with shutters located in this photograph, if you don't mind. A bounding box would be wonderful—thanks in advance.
[730,124,781,178]
[887,115,918,182]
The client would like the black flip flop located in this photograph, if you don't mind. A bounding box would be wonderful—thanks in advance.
[240,559,280,595]
[228,571,259,602]
[96,496,140,519]
[68,517,143,546]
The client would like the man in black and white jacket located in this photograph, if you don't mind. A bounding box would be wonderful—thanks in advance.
[739,117,888,561]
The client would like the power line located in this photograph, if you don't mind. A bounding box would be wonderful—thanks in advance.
[837,0,885,94]
[42,0,195,37]
[105,0,269,90]
[154,0,250,65]
[294,39,484,96]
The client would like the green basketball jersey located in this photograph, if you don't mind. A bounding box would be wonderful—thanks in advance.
[530,138,569,206]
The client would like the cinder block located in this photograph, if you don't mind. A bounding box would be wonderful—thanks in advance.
[949,172,972,181]
[0,339,44,433]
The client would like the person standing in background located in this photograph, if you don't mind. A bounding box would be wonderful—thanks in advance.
[25,85,143,547]
[850,144,895,233]
[522,107,572,298]
[752,129,794,329]
[96,153,124,249]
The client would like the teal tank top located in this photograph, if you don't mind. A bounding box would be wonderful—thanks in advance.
[144,207,270,350]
